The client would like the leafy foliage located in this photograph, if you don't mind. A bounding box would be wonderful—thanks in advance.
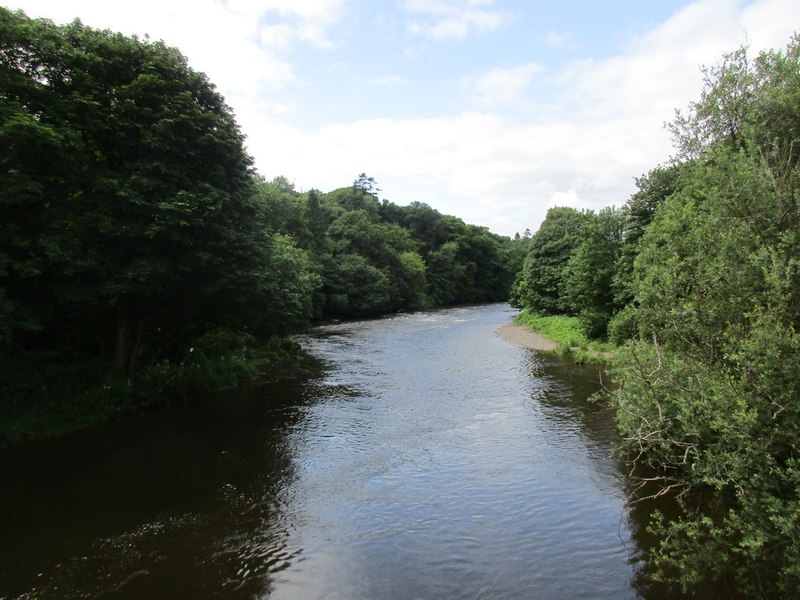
[510,206,591,315]
[0,8,274,366]
[0,9,521,442]
[609,36,800,597]
[564,207,626,338]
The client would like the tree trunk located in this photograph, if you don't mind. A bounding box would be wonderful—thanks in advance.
[114,311,128,373]
[127,318,145,376]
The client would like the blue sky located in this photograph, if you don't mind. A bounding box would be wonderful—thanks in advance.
[8,0,800,236]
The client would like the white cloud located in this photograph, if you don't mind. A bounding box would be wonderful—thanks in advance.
[12,0,347,97]
[404,0,506,41]
[250,0,800,236]
[247,110,648,234]
[259,23,297,49]
[464,63,545,110]
[544,32,570,47]
[548,189,582,208]
[224,0,344,20]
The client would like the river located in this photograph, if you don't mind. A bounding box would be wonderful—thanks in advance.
[2,304,649,599]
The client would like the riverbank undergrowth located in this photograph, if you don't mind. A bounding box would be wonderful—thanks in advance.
[0,331,303,446]
[514,311,615,362]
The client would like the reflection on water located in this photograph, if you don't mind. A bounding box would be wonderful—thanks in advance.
[0,376,312,599]
[3,304,646,599]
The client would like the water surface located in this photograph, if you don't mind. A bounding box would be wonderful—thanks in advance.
[1,304,639,599]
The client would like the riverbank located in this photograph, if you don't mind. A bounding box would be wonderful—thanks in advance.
[0,334,303,446]
[496,322,559,351]
[500,312,615,361]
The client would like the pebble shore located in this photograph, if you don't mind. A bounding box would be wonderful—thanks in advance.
[495,322,559,351]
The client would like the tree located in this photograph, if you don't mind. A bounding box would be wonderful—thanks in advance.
[397,252,428,310]
[668,46,756,160]
[381,201,450,255]
[511,207,591,314]
[427,241,469,306]
[564,207,625,338]
[353,172,381,196]
[322,254,390,317]
[0,9,309,374]
[610,36,800,597]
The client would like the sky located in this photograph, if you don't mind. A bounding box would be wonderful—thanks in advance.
[7,0,800,236]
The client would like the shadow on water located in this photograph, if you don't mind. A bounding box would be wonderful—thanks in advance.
[623,465,745,600]
[525,352,618,440]
[0,358,331,599]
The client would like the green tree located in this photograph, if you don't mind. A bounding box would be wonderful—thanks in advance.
[380,201,450,255]
[511,207,591,314]
[564,207,625,338]
[0,9,311,373]
[611,36,800,597]
[353,172,381,196]
[322,253,390,317]
[456,224,515,302]
[397,251,429,310]
[427,241,470,306]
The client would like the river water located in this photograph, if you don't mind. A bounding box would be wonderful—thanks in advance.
[1,304,647,599]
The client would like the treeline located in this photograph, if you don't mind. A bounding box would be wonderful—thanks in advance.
[254,173,519,319]
[0,8,521,440]
[512,37,800,597]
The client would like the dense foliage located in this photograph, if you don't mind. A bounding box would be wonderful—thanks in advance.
[512,35,800,597]
[7,6,798,594]
[510,206,591,315]
[254,175,519,319]
[0,9,520,442]
[611,38,800,597]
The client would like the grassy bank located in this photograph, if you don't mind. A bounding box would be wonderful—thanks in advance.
[514,311,615,363]
[0,331,303,446]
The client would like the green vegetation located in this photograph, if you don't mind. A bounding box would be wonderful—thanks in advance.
[0,333,301,444]
[515,312,587,348]
[3,6,799,595]
[512,35,800,597]
[0,9,524,444]
[513,311,614,362]
[609,39,800,598]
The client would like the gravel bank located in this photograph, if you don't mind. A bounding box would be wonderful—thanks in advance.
[496,322,559,351]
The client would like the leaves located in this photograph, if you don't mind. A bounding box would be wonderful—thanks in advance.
[610,36,800,597]
[511,206,591,315]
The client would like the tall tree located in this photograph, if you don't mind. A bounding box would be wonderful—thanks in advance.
[564,207,626,338]
[611,36,800,597]
[511,207,591,314]
[0,9,308,373]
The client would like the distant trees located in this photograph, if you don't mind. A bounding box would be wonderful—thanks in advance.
[510,164,694,342]
[564,206,626,339]
[511,205,612,333]
[510,207,591,315]
[253,177,517,318]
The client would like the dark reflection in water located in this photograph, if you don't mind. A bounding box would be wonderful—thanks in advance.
[0,374,316,599]
[2,304,655,599]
